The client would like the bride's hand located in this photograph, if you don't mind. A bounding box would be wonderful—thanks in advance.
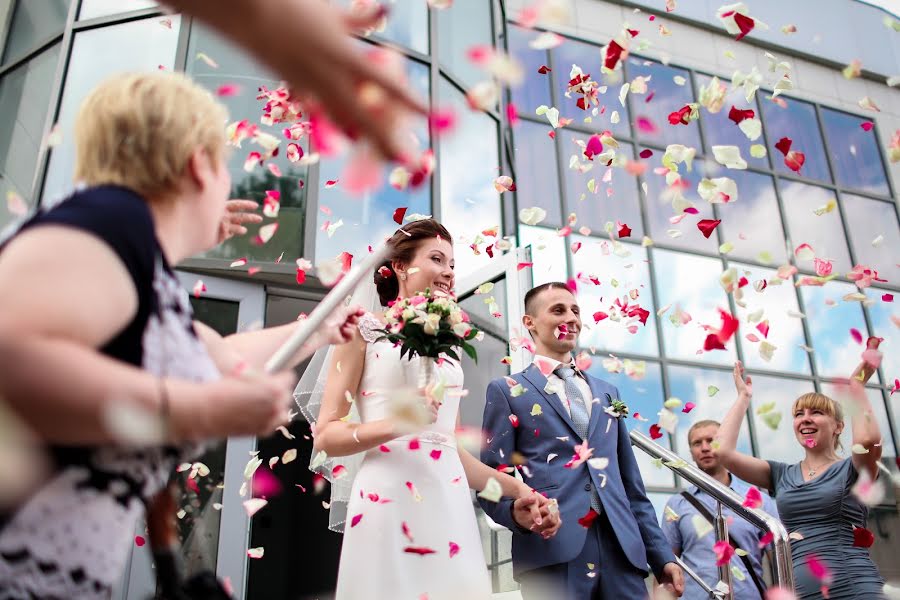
[422,385,440,424]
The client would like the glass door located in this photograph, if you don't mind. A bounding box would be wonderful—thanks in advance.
[115,273,265,600]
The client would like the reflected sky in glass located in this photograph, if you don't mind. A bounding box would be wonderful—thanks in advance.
[552,37,630,137]
[562,134,642,236]
[800,282,879,382]
[79,0,155,20]
[506,24,551,116]
[642,160,719,254]
[866,291,899,383]
[335,0,428,53]
[652,249,736,366]
[437,0,492,90]
[707,165,786,264]
[749,375,815,465]
[517,225,568,285]
[666,365,752,456]
[694,73,768,169]
[42,17,181,204]
[761,96,830,183]
[317,60,431,264]
[841,194,900,284]
[821,383,896,458]
[627,58,700,150]
[728,262,810,374]
[438,78,502,276]
[572,238,658,356]
[514,120,561,226]
[583,360,674,487]
[820,108,889,196]
[780,181,852,274]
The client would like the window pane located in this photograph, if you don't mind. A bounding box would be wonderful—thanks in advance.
[551,38,629,137]
[841,194,900,284]
[800,282,878,382]
[643,160,718,253]
[79,0,156,20]
[652,249,737,366]
[822,383,896,458]
[184,22,309,262]
[583,360,674,487]
[573,238,658,356]
[780,181,852,274]
[728,262,810,374]
[316,59,430,263]
[514,119,560,226]
[2,0,68,64]
[867,291,899,384]
[627,58,700,150]
[713,168,786,264]
[516,225,567,285]
[820,108,889,196]
[749,375,815,465]
[562,133,642,236]
[0,44,60,231]
[666,365,752,456]
[334,0,427,54]
[695,73,768,169]
[437,0,492,90]
[761,96,830,182]
[506,24,551,115]
[439,78,501,276]
[41,17,181,204]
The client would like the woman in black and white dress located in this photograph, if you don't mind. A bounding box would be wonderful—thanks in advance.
[0,71,360,599]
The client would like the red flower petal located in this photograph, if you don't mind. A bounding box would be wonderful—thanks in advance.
[728,106,755,124]
[135,535,146,547]
[506,102,519,127]
[593,311,609,323]
[733,12,755,40]
[350,513,363,527]
[639,148,653,159]
[618,222,632,238]
[393,206,407,225]
[430,449,442,460]
[775,136,793,156]
[758,531,775,548]
[403,546,437,555]
[861,121,874,131]
[538,65,552,74]
[784,150,805,172]
[668,105,692,126]
[449,541,460,557]
[850,328,863,344]
[649,424,664,440]
[584,135,604,160]
[742,486,763,509]
[517,262,534,271]
[852,526,875,548]
[697,219,721,239]
[408,438,421,450]
[577,508,599,528]
[756,321,769,339]
[604,40,624,70]
[509,414,520,428]
[883,293,893,302]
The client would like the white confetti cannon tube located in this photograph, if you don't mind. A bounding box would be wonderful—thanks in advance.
[264,243,390,373]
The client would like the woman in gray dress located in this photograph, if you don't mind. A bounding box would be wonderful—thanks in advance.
[715,340,885,600]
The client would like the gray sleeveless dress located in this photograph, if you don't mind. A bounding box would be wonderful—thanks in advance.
[767,458,885,599]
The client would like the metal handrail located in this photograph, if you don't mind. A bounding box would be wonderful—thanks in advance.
[630,430,794,599]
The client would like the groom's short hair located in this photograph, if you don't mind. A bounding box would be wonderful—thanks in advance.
[524,282,574,316]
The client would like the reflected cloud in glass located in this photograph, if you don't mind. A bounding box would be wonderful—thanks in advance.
[652,249,737,366]
[820,108,889,196]
[642,160,719,254]
[627,58,700,150]
[865,290,899,383]
[561,133,642,236]
[761,96,830,183]
[584,360,674,487]
[572,238,658,356]
[666,365,752,456]
[335,0,428,54]
[552,38,630,137]
[437,0,492,90]
[439,79,502,276]
[841,194,900,284]
[506,24,551,116]
[517,225,568,285]
[780,181,852,274]
[514,120,561,226]
[729,262,810,374]
[749,375,815,465]
[694,73,768,170]
[800,282,879,382]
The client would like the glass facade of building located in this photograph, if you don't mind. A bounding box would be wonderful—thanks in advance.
[1,0,897,597]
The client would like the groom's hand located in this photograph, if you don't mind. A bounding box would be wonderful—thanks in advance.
[512,492,561,538]
[657,562,684,597]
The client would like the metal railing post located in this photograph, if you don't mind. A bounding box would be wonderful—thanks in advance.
[714,502,734,599]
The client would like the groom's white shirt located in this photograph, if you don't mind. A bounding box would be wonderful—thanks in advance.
[531,354,593,418]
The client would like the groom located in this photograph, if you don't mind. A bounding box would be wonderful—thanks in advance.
[478,283,684,599]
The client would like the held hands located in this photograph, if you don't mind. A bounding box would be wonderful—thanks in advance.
[656,562,685,597]
[512,488,562,540]
[732,360,752,400]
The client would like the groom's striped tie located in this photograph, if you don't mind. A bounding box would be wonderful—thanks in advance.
[555,365,602,514]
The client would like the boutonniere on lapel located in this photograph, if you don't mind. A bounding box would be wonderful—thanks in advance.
[603,393,629,419]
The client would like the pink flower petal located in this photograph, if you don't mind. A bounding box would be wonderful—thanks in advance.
[850,328,863,344]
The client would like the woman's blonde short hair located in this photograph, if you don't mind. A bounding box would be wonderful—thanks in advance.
[792,392,844,451]
[74,71,228,201]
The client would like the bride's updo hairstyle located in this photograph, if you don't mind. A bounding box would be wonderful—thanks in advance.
[374,219,452,306]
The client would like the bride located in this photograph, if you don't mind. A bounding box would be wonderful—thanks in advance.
[297,219,560,600]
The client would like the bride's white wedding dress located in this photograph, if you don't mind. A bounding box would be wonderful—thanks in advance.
[334,314,492,600]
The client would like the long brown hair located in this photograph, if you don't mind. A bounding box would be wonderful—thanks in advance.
[374,219,452,306]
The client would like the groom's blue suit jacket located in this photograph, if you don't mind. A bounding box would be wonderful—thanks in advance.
[478,364,674,579]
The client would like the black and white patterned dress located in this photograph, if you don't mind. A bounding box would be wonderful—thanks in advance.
[0,186,220,599]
